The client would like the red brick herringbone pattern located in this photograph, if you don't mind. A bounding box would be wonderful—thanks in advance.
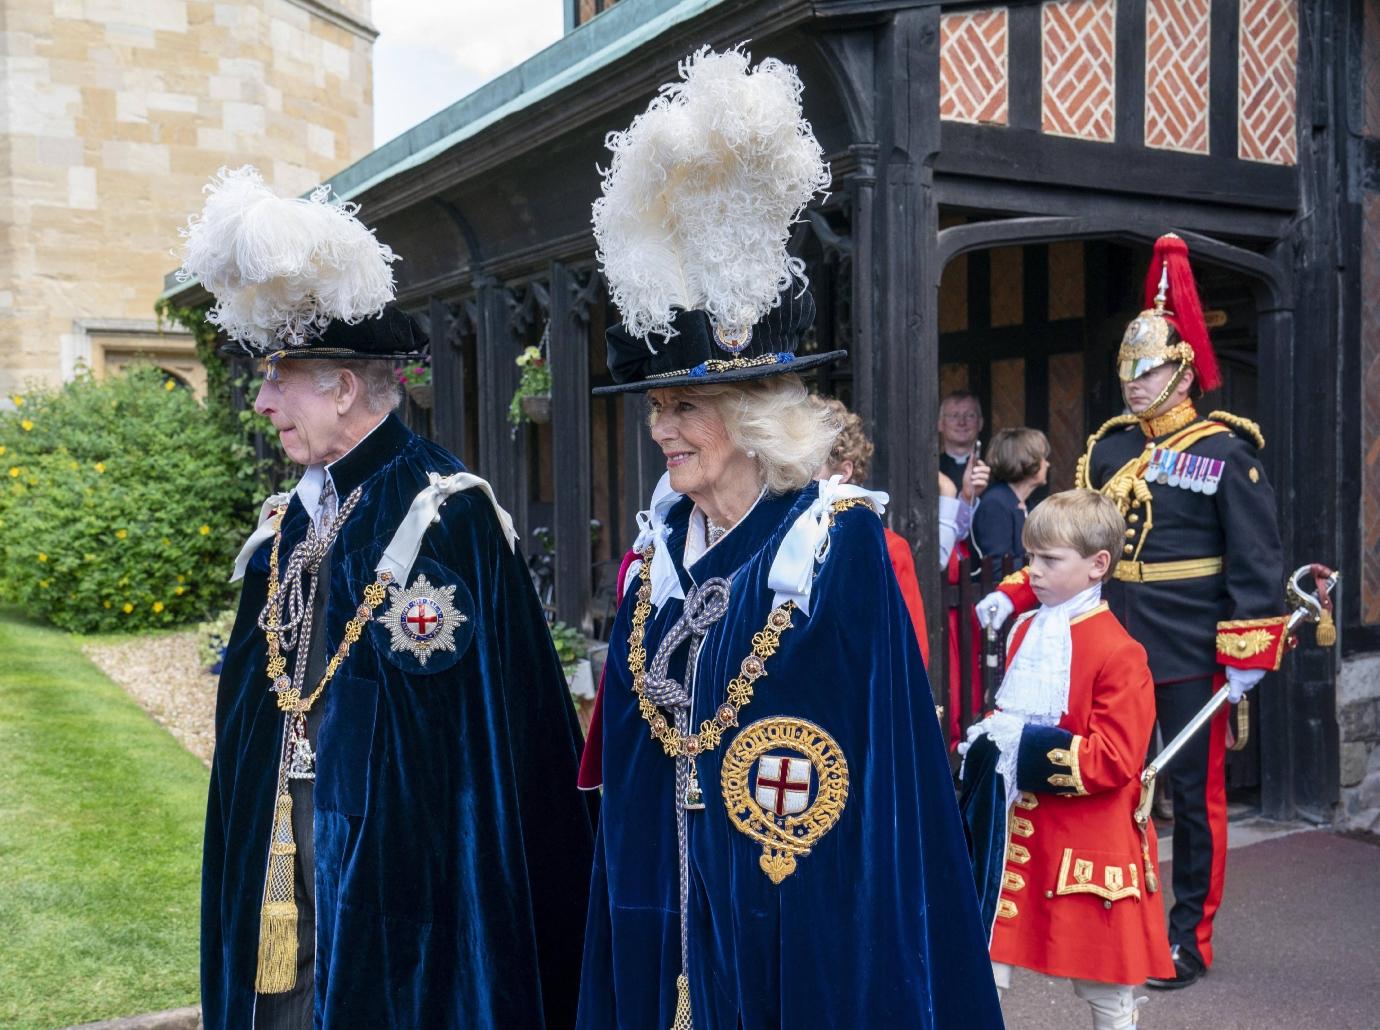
[1047,353,1086,490]
[1042,0,1116,142]
[1145,0,1210,152]
[1361,193,1380,622]
[941,9,1010,125]
[1238,0,1299,164]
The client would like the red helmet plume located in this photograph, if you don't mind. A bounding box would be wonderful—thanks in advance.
[1143,233,1221,392]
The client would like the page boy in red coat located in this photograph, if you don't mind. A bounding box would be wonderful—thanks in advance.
[962,489,1173,1029]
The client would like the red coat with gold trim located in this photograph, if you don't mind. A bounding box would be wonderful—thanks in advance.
[988,604,1175,985]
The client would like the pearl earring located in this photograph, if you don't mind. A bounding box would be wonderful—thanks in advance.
[747,449,757,458]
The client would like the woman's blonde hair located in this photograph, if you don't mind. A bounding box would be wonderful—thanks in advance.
[816,397,873,484]
[1022,489,1125,579]
[649,375,841,493]
[987,427,1049,482]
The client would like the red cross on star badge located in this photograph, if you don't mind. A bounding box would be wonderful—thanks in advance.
[381,573,467,667]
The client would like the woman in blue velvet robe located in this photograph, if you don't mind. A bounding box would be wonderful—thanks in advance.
[577,295,1003,1029]
[203,351,595,1028]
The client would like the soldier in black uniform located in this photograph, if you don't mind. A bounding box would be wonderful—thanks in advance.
[978,233,1289,988]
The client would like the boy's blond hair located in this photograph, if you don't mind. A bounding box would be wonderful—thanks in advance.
[1022,489,1126,579]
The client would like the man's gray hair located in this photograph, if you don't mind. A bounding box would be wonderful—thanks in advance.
[310,360,403,414]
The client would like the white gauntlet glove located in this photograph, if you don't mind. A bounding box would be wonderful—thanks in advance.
[975,590,1014,629]
[1226,666,1265,703]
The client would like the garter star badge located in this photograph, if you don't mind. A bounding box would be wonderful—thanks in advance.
[721,717,849,884]
[381,573,467,667]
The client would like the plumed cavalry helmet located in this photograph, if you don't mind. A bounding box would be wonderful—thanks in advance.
[1117,233,1222,393]
[590,46,844,395]
[176,166,427,374]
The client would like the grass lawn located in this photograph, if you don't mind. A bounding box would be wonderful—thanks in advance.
[0,612,208,1028]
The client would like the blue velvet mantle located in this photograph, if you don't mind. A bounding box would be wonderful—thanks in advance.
[578,484,1003,1029]
[202,414,596,1029]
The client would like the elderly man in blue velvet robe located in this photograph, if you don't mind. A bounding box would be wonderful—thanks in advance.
[180,168,594,1029]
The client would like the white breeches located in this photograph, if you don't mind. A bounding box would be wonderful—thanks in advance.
[992,961,1143,1029]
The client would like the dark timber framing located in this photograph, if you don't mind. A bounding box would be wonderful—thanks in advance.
[162,0,1357,821]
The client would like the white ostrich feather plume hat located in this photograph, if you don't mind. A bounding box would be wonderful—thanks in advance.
[176,165,399,354]
[591,46,831,342]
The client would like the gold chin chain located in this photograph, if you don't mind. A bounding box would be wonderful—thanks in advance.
[628,546,796,760]
[1133,359,1192,430]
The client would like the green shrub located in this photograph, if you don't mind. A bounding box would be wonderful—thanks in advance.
[0,366,259,632]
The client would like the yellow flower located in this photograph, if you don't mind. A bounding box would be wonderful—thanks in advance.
[174,585,186,596]
[0,445,6,456]
[103,600,112,609]
[11,394,22,407]
[94,462,105,474]
[8,467,18,478]
[39,579,49,589]
[37,552,46,562]
[199,524,211,536]
[164,379,176,391]
[176,574,185,584]
[152,601,164,613]
[115,528,128,540]
[69,461,78,471]
[20,419,32,432]
[122,602,133,614]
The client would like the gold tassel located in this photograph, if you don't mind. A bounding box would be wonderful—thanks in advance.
[1227,696,1250,752]
[255,792,299,994]
[669,973,693,1030]
[1316,609,1336,647]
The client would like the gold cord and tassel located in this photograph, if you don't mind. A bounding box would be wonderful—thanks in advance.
[1316,608,1337,647]
[251,495,389,995]
[669,973,693,1030]
[255,790,300,992]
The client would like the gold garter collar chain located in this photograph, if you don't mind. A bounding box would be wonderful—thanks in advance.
[628,546,796,759]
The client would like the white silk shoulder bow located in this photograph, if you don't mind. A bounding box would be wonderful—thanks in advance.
[230,491,293,582]
[627,472,686,609]
[376,472,518,585]
[766,475,889,616]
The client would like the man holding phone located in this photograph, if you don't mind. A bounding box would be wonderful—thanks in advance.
[938,390,990,501]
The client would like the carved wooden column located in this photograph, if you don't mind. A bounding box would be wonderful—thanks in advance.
[872,7,943,685]
[474,275,524,532]
[549,262,598,628]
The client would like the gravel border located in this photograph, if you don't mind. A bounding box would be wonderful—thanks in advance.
[83,631,216,766]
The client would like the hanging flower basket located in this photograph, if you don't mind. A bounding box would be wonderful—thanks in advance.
[398,362,433,408]
[509,343,553,426]
[520,393,552,423]
[405,382,434,409]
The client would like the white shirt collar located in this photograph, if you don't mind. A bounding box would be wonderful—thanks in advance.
[293,414,389,524]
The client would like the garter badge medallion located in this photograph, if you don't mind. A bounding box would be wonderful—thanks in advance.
[721,717,849,884]
[381,573,467,667]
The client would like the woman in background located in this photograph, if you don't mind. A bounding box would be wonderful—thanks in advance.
[971,427,1050,566]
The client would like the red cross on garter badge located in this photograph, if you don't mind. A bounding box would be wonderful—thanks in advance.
[722,717,849,884]
[381,573,467,667]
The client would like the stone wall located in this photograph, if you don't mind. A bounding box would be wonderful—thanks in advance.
[0,0,376,397]
[1337,654,1380,832]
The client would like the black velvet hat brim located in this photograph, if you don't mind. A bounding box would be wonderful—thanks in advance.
[592,349,848,395]
[217,305,429,361]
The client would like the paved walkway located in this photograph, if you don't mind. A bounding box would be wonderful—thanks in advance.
[1000,828,1380,1029]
